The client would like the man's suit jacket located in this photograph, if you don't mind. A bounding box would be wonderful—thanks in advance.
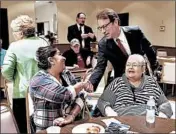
[89,26,158,90]
[67,24,96,50]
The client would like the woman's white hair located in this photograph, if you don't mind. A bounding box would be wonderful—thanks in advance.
[10,15,34,32]
[128,54,146,66]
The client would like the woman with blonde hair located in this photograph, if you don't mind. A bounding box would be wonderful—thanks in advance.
[2,15,48,133]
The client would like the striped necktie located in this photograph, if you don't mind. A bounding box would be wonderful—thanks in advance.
[116,39,128,56]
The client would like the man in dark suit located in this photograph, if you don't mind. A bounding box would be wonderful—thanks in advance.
[67,12,96,50]
[84,8,158,91]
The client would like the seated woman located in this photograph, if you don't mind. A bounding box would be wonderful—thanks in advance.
[97,54,173,118]
[62,38,93,69]
[29,46,87,131]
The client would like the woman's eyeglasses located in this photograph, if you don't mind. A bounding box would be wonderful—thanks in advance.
[126,62,145,67]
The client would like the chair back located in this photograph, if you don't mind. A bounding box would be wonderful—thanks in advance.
[0,73,11,107]
[26,88,35,133]
[161,61,175,84]
[157,49,167,57]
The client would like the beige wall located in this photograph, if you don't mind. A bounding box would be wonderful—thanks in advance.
[1,1,35,43]
[1,1,175,47]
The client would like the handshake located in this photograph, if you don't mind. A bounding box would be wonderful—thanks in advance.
[73,80,94,94]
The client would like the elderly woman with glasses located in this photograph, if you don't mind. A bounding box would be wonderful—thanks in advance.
[1,15,48,133]
[29,46,87,131]
[97,54,173,118]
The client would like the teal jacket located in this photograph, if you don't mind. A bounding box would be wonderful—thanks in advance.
[0,48,6,66]
[2,37,48,98]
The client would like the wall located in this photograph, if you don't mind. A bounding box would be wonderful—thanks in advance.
[1,1,175,47]
[35,1,57,34]
[56,1,175,47]
[1,1,35,44]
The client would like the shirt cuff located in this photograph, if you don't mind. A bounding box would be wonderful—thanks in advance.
[67,85,76,100]
[75,98,84,110]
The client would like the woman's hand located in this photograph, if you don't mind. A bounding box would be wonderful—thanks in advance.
[158,112,168,118]
[105,106,118,117]
[53,114,75,126]
[74,82,86,94]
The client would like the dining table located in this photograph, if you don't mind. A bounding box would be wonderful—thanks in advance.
[37,116,175,133]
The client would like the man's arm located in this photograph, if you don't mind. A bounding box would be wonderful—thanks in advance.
[88,43,107,90]
[67,26,74,42]
[88,27,96,42]
[138,27,158,71]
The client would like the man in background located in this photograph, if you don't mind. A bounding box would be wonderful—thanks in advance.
[67,12,96,50]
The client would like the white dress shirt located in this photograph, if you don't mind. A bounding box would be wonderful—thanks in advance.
[114,28,131,55]
[77,24,85,48]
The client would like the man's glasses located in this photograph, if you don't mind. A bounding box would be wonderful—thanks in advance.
[97,22,111,31]
[126,62,145,68]
[79,17,86,20]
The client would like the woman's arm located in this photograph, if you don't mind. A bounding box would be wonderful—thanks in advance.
[30,75,84,103]
[157,91,173,118]
[97,78,119,116]
[1,45,17,81]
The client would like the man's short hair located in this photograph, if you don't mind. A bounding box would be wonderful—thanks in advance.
[96,8,120,23]
[76,12,86,18]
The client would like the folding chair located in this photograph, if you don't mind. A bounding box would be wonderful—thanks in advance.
[161,61,175,96]
[0,74,11,108]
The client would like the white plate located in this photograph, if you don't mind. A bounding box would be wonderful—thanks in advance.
[46,126,61,133]
[72,123,105,133]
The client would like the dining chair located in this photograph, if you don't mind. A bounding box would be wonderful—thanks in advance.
[157,49,167,57]
[0,74,11,108]
[25,88,35,133]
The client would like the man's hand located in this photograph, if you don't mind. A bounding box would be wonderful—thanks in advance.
[86,56,91,66]
[105,106,118,117]
[88,33,95,39]
[81,33,89,39]
[83,81,94,93]
[73,64,79,68]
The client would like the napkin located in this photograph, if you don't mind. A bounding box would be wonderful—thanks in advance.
[101,118,121,126]
[105,122,130,134]
[127,130,139,133]
[46,126,61,133]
